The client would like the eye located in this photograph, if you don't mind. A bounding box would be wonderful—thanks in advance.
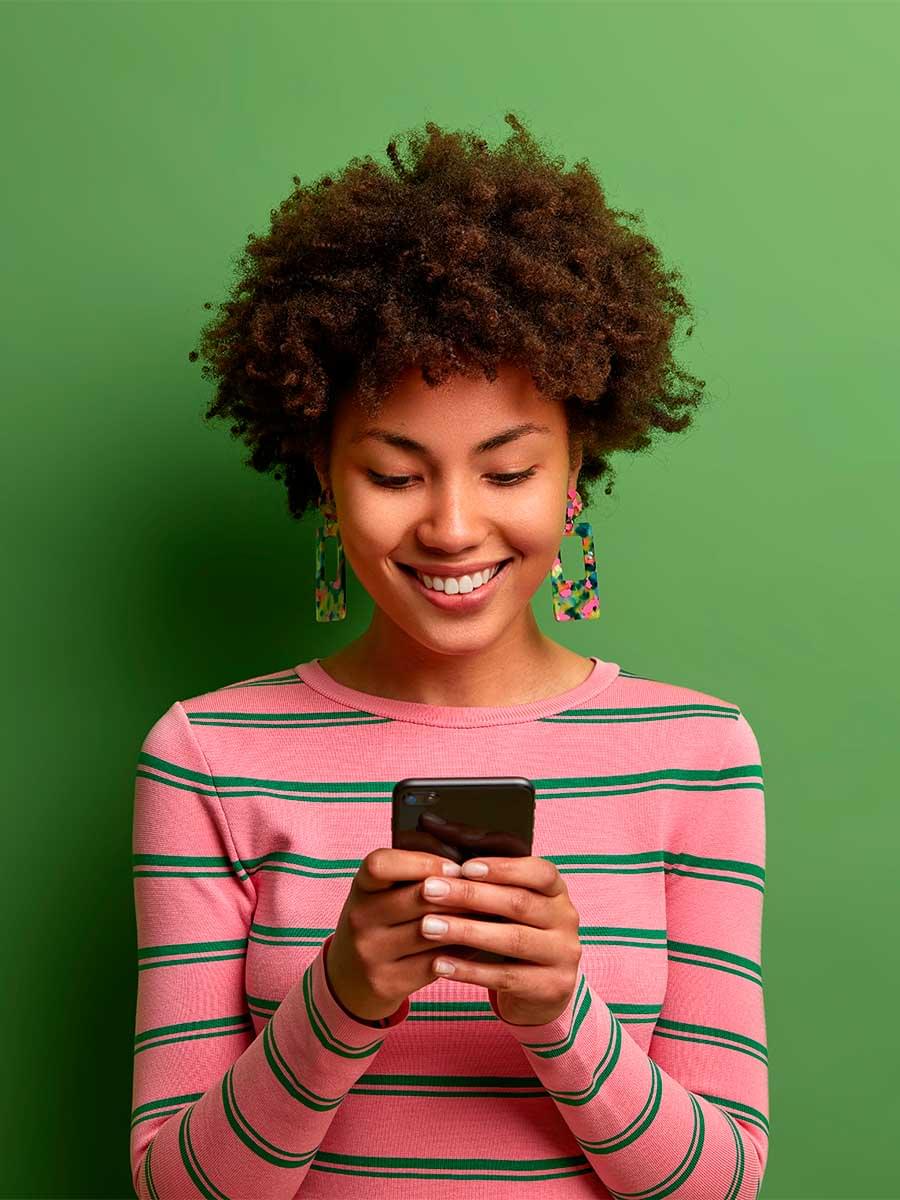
[366,468,537,489]
[490,469,538,486]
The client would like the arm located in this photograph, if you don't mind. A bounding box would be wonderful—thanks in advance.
[489,711,769,1199]
[130,701,409,1199]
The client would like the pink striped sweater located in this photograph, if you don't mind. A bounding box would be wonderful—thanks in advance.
[130,654,768,1199]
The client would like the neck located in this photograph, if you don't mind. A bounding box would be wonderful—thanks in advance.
[319,609,591,707]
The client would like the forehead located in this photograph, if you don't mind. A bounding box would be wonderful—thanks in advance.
[333,362,567,447]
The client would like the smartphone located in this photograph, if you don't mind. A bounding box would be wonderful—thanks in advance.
[391,776,535,966]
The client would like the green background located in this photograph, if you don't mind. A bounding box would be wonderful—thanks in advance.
[3,2,897,1196]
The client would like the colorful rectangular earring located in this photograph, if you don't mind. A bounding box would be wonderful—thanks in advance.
[314,490,347,621]
[550,487,600,620]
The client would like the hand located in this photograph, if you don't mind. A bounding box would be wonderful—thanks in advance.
[417,855,583,1026]
[325,848,470,1021]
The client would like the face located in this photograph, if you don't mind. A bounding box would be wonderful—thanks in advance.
[314,362,582,659]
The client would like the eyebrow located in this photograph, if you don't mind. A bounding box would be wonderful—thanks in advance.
[349,421,552,456]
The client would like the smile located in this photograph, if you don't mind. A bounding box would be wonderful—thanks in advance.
[397,558,513,611]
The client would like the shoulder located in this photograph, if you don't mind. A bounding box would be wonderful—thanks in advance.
[614,664,760,762]
[616,663,741,714]
[177,663,303,711]
[137,663,305,755]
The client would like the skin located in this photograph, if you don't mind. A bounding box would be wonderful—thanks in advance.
[313,361,592,1024]
[328,848,584,1027]
[312,360,593,708]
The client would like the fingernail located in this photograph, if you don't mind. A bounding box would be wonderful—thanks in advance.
[434,959,455,974]
[423,916,448,935]
[462,860,488,877]
[442,861,462,876]
[424,878,451,897]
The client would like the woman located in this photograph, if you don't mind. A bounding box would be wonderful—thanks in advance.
[130,115,768,1198]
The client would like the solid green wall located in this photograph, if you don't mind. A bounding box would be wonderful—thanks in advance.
[2,2,896,1196]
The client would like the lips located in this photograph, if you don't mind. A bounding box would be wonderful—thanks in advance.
[397,558,513,580]
[399,556,513,609]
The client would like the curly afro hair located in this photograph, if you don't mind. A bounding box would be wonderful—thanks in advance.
[188,112,706,521]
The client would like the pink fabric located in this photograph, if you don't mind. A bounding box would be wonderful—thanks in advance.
[130,655,768,1198]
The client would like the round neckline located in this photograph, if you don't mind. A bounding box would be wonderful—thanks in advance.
[292,654,620,728]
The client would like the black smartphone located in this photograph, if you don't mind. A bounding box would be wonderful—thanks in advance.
[391,776,536,966]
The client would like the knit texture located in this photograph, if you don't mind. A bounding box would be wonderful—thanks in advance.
[130,655,768,1198]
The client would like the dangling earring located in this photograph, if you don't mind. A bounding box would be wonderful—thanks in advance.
[314,488,347,622]
[550,487,600,621]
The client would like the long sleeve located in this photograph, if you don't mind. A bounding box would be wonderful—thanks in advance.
[488,711,769,1199]
[129,700,409,1200]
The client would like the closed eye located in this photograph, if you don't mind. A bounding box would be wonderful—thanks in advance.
[367,468,537,489]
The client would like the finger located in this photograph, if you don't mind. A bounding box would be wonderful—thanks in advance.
[419,876,553,928]
[430,957,549,993]
[418,912,556,964]
[460,855,565,896]
[356,848,461,894]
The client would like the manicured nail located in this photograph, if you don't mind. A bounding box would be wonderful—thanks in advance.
[434,959,455,974]
[422,916,448,935]
[442,861,462,876]
[424,878,450,897]
[462,860,488,877]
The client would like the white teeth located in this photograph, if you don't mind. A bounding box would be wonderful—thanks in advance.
[416,562,503,593]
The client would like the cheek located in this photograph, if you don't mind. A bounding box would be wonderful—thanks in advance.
[338,487,399,553]
[340,527,394,590]
[508,505,567,568]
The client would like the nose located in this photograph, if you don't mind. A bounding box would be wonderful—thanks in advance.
[415,478,490,554]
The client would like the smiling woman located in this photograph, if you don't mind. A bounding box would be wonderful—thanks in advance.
[130,113,767,1200]
[297,358,601,703]
[185,110,706,703]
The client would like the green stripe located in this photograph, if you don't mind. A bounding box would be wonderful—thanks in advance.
[576,1054,663,1152]
[261,1006,345,1112]
[134,1013,252,1054]
[221,671,301,689]
[137,938,247,973]
[240,925,761,981]
[700,1093,770,1134]
[131,1091,203,1129]
[191,714,391,727]
[541,702,739,725]
[144,1136,159,1198]
[309,1149,593,1182]
[136,759,763,812]
[180,700,739,732]
[301,958,385,1060]
[132,852,250,884]
[135,848,762,894]
[653,1017,768,1065]
[220,1062,318,1167]
[179,1103,229,1199]
[517,975,591,1058]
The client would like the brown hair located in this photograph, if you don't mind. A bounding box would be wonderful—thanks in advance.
[189,112,706,520]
